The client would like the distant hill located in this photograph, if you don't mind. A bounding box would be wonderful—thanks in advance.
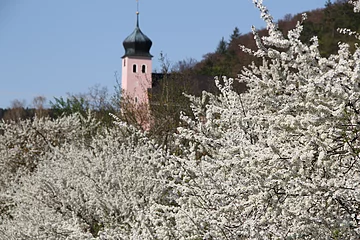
[191,0,360,78]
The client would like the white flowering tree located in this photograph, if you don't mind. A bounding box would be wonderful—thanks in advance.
[153,0,360,239]
[350,0,360,12]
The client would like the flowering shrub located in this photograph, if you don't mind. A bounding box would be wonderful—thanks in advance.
[0,117,168,239]
[0,112,99,176]
[0,113,100,224]
[1,0,360,239]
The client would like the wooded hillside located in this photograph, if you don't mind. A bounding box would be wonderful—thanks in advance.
[193,0,360,77]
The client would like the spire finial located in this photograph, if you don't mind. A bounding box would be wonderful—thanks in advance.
[136,0,139,15]
[136,0,139,27]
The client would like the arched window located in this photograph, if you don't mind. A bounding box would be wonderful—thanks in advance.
[141,64,146,73]
[133,64,137,73]
[124,59,126,67]
[134,97,138,103]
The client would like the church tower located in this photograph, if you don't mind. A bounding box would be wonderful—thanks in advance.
[121,8,153,105]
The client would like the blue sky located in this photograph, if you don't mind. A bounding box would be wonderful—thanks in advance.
[0,0,330,108]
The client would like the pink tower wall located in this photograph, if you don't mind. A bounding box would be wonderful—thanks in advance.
[121,56,152,104]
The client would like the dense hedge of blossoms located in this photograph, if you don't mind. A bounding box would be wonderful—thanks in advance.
[1,0,360,239]
[0,113,99,225]
[0,112,98,175]
[0,114,169,239]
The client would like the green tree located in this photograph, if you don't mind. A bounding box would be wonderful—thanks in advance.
[229,27,241,42]
[215,37,228,54]
[50,95,89,118]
